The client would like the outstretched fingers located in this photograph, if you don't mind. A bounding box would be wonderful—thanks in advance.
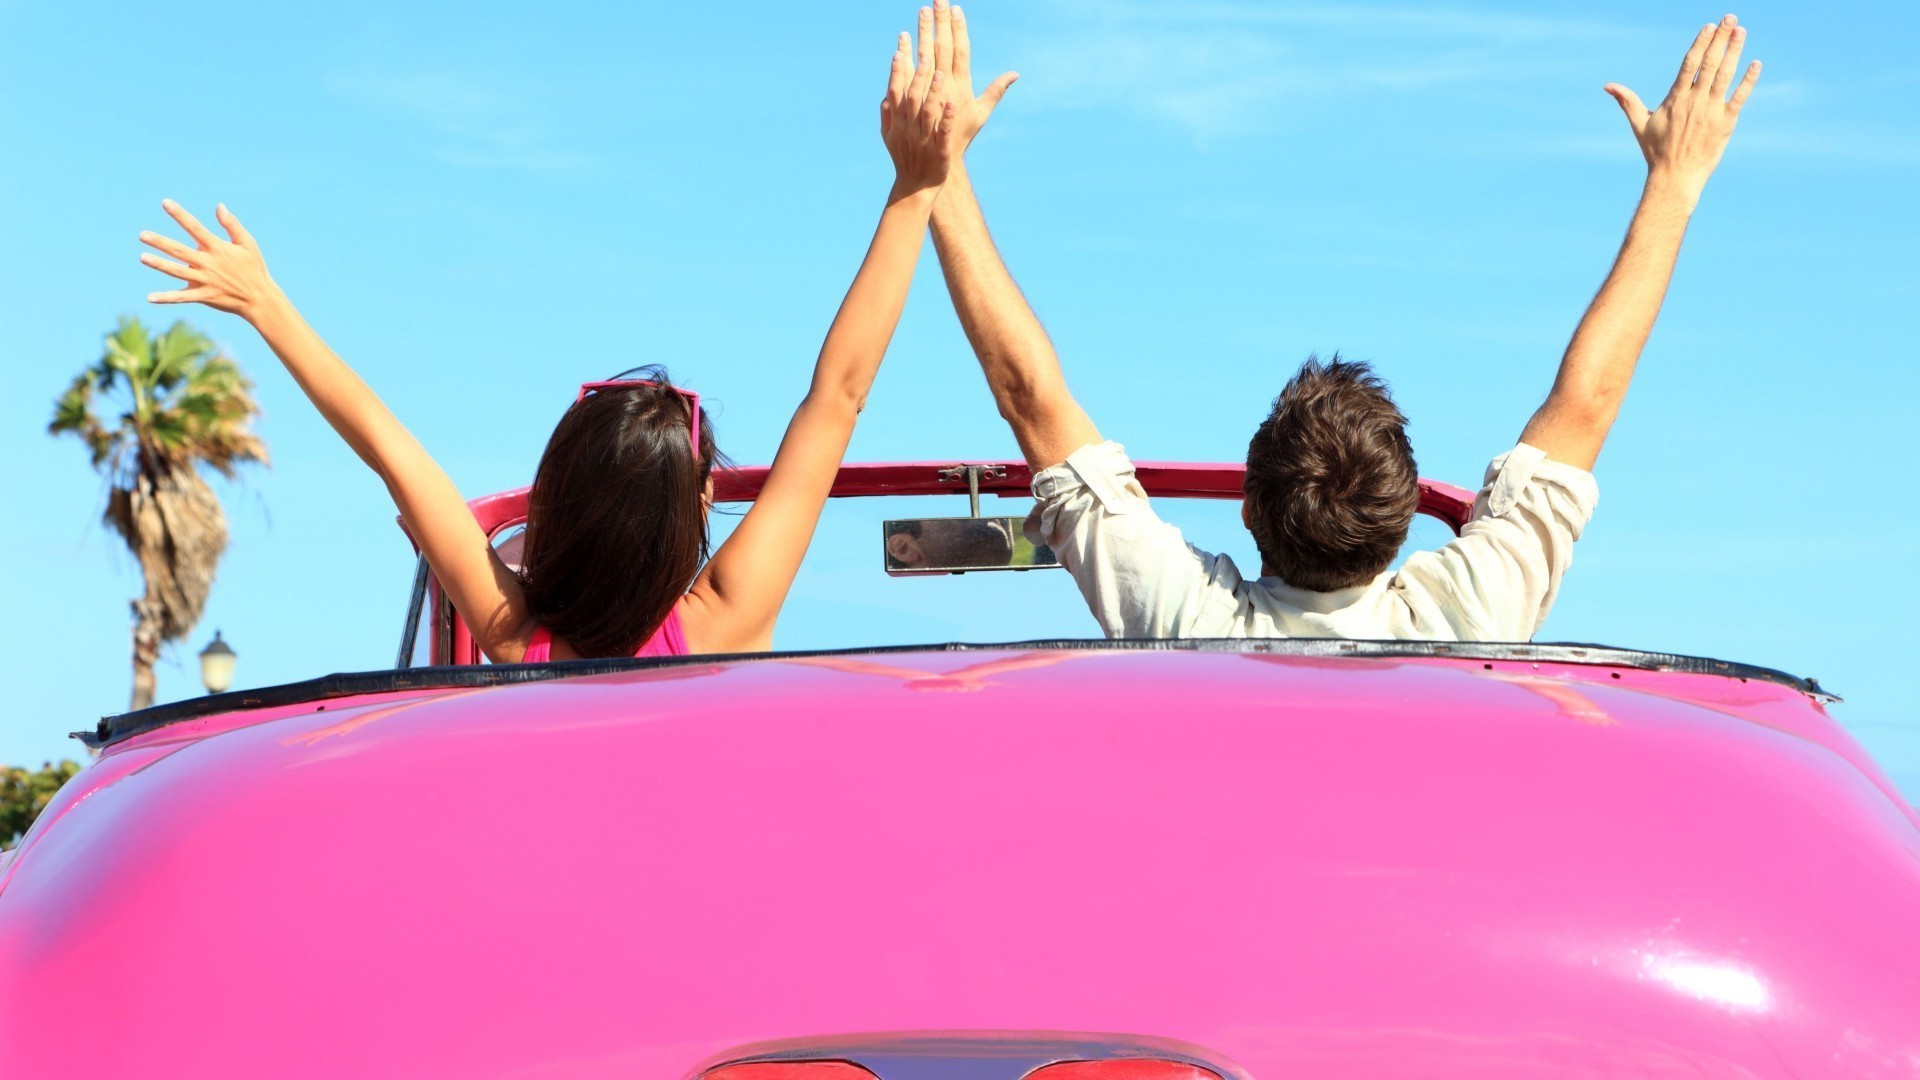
[888,31,911,106]
[982,70,1019,108]
[139,253,202,283]
[883,31,911,132]
[139,230,197,263]
[909,6,935,104]
[933,0,954,77]
[1694,15,1738,96]
[1671,23,1717,95]
[1604,83,1650,131]
[148,287,214,305]
[215,203,254,247]
[161,199,218,248]
[1709,25,1747,98]
[918,69,947,135]
[1729,59,1762,110]
[950,4,972,85]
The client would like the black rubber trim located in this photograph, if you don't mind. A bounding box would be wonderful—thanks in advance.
[75,638,1837,750]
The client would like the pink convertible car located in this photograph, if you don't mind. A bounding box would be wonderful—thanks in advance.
[3,461,1916,1078]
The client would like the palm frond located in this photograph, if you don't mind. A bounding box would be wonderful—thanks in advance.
[48,370,97,434]
[48,370,119,469]
[101,318,150,386]
[61,316,268,652]
[151,321,217,392]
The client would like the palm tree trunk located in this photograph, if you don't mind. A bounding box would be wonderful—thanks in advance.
[130,597,162,710]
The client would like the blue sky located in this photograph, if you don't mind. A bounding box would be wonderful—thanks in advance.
[1,1,1914,799]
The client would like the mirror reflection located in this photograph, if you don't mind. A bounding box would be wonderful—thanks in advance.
[884,516,1061,575]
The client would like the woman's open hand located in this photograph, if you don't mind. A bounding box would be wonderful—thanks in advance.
[880,8,957,198]
[140,200,280,322]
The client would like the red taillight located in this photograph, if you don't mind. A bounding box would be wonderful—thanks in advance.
[703,1065,879,1079]
[1027,1063,1223,1080]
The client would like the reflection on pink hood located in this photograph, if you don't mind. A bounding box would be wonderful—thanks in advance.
[2,647,1916,1077]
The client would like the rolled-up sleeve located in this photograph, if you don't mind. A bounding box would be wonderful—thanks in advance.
[1398,443,1598,641]
[1026,442,1227,639]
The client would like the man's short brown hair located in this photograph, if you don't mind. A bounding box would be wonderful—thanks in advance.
[1243,355,1420,592]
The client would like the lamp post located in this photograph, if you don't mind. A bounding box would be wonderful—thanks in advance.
[198,631,236,695]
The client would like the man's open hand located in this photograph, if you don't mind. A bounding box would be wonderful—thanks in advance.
[1605,14,1761,202]
[932,0,1017,151]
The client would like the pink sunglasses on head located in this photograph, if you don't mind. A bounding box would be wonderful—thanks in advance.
[575,379,701,456]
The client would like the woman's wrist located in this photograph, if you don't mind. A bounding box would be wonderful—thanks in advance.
[886,181,941,213]
[241,279,294,330]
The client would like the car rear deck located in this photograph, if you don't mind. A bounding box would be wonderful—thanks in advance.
[4,642,1915,1077]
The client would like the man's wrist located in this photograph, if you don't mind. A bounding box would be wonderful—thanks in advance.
[1642,169,1704,214]
[931,162,981,235]
[932,162,971,209]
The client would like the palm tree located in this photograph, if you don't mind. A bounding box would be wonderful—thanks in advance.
[51,317,267,709]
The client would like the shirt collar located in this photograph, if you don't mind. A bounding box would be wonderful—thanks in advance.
[1261,571,1393,614]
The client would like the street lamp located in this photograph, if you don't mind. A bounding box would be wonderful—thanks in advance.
[198,631,237,695]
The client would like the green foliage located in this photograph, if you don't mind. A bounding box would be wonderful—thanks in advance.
[51,317,269,707]
[51,317,268,487]
[2,761,82,850]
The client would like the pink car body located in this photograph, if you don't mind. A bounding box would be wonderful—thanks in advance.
[2,462,1916,1078]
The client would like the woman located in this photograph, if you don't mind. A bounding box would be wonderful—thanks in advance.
[137,30,956,661]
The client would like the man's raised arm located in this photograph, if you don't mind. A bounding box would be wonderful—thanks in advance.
[1521,14,1760,471]
[925,0,1099,470]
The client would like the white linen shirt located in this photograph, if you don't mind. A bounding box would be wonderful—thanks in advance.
[1025,441,1599,642]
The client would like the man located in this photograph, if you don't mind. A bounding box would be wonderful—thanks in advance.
[919,3,1759,641]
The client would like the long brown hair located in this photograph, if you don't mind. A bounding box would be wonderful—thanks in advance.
[519,366,720,657]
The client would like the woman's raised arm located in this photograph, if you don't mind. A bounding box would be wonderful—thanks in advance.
[140,201,536,661]
[680,20,957,653]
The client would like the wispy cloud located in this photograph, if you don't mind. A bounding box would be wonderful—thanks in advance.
[1009,1,1917,171]
[1011,0,1640,141]
[1730,127,1920,167]
[1520,111,1920,168]
[1716,72,1920,168]
[324,69,593,172]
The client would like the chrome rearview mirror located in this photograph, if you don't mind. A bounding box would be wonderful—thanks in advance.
[886,464,1064,575]
[884,516,1062,575]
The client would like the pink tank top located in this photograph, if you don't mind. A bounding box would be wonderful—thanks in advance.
[522,605,689,662]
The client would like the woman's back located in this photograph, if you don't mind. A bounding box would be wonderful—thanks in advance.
[522,607,688,662]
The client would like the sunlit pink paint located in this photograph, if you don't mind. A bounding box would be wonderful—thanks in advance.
[2,646,1915,1077]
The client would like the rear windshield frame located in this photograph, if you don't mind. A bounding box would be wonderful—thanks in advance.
[77,638,1837,751]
